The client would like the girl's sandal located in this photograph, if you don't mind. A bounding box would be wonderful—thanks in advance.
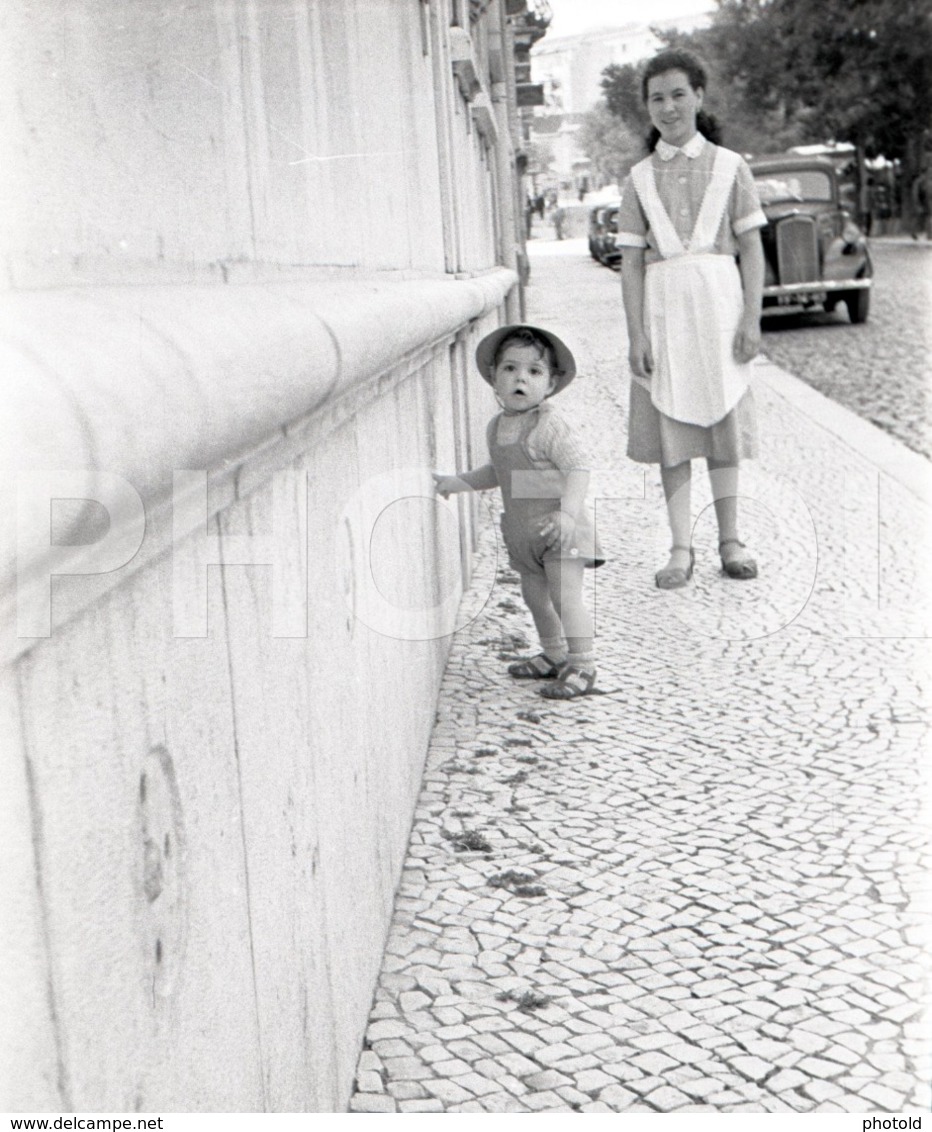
[719,538,758,579]
[508,653,561,679]
[538,664,597,700]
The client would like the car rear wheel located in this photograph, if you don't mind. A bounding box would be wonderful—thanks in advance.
[844,288,870,324]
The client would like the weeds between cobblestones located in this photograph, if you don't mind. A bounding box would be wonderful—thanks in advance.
[348,246,931,1113]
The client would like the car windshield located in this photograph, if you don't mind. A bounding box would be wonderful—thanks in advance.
[754,170,833,204]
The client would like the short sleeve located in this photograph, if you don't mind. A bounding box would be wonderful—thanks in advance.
[616,175,648,249]
[528,408,587,471]
[731,158,767,236]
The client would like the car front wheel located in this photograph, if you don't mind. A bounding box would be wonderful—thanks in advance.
[843,288,870,324]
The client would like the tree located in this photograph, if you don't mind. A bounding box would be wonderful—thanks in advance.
[525,140,555,186]
[577,105,641,188]
[601,62,650,144]
[709,0,932,176]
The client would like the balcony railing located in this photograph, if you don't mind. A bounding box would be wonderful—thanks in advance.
[506,0,552,31]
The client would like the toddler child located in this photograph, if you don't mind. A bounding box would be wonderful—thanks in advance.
[434,325,604,700]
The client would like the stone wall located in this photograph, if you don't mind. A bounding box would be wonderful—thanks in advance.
[0,0,523,1112]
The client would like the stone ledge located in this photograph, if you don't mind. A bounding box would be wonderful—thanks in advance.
[0,269,516,542]
[0,268,516,655]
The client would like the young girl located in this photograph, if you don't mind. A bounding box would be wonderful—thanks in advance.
[433,325,604,700]
[617,48,766,588]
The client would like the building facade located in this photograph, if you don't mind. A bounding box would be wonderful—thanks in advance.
[0,0,548,1113]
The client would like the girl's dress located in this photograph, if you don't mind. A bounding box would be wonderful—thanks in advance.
[617,136,766,467]
[487,401,604,575]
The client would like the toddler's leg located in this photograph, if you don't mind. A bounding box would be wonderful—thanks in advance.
[543,557,593,662]
[538,558,596,699]
[518,569,567,665]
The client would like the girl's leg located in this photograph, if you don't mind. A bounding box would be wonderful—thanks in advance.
[707,458,739,542]
[543,557,593,663]
[707,458,757,577]
[657,460,693,582]
[519,569,567,663]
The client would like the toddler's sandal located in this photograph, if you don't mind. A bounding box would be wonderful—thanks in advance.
[508,653,561,679]
[538,664,596,700]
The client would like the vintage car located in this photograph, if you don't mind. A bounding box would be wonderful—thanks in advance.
[587,202,622,269]
[749,154,872,323]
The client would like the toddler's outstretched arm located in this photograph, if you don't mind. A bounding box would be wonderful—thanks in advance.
[433,463,498,498]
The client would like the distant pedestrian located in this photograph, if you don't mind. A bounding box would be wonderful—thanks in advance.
[617,48,766,588]
[552,205,566,240]
[910,171,929,239]
[873,177,892,234]
[863,176,875,236]
[433,325,605,699]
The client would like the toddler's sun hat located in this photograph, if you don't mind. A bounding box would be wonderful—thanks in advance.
[475,324,577,395]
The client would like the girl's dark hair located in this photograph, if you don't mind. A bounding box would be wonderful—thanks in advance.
[641,48,722,151]
[494,327,558,372]
[641,48,707,101]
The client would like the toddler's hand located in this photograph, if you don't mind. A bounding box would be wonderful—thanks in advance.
[541,510,577,551]
[433,472,457,499]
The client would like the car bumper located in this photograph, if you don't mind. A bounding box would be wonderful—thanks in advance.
[763,278,871,300]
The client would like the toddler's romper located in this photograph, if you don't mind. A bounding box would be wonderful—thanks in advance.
[487,401,604,576]
[617,137,767,466]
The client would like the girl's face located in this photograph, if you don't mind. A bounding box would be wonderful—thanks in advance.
[646,68,703,148]
[493,343,556,411]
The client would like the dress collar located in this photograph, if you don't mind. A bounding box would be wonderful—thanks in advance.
[656,134,706,162]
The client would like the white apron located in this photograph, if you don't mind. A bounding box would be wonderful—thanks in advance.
[631,146,751,428]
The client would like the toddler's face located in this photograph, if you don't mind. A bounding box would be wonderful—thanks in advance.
[493,344,556,411]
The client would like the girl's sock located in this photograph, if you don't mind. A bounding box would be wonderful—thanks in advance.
[565,649,595,671]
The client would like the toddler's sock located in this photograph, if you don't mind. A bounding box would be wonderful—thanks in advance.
[540,636,568,664]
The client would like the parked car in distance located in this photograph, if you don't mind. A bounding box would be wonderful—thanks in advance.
[587,202,622,269]
[587,205,606,259]
[749,154,872,323]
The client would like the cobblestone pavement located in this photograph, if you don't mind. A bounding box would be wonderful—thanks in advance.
[760,239,932,461]
[348,239,932,1113]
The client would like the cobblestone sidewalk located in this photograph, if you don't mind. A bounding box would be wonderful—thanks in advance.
[348,242,932,1113]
